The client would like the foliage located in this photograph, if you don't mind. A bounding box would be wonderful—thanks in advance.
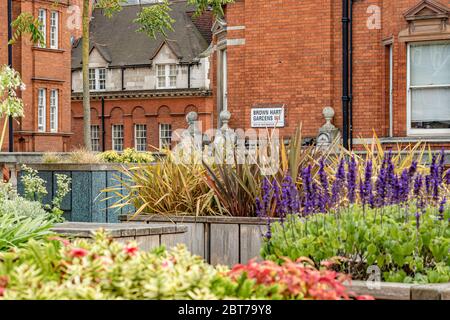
[99,148,155,164]
[95,0,127,18]
[0,230,363,300]
[134,0,175,39]
[216,258,373,300]
[106,150,220,217]
[203,127,328,217]
[0,188,47,220]
[0,212,54,252]
[20,165,71,222]
[8,13,45,47]
[187,0,235,18]
[43,148,155,164]
[261,207,450,284]
[0,65,25,149]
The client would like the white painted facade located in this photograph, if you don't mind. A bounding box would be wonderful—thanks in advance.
[71,44,210,92]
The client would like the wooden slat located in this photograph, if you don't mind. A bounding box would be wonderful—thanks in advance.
[160,232,190,249]
[183,222,205,258]
[210,223,239,266]
[137,235,161,251]
[240,224,264,263]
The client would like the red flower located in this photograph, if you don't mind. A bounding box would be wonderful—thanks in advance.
[124,245,138,256]
[69,247,89,258]
[0,276,8,297]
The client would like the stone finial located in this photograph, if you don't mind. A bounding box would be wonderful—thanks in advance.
[322,106,336,131]
[186,111,198,125]
[220,110,231,131]
[186,111,199,137]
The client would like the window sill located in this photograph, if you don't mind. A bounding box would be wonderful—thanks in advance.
[32,47,65,53]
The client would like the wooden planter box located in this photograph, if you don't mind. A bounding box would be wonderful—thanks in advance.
[52,222,187,252]
[346,281,450,300]
[16,164,131,223]
[120,215,273,266]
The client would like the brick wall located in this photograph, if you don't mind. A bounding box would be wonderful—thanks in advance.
[70,96,214,150]
[215,0,450,142]
[0,0,73,151]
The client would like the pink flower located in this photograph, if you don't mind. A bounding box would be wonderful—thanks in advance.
[69,247,89,258]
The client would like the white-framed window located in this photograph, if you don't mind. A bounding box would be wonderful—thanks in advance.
[49,89,58,132]
[407,41,450,135]
[38,88,46,132]
[50,11,59,49]
[112,124,124,151]
[134,124,147,151]
[89,68,106,91]
[38,9,46,48]
[91,125,100,152]
[159,123,172,149]
[156,64,177,89]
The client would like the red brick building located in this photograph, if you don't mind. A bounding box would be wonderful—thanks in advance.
[70,2,214,151]
[1,0,73,152]
[212,0,450,147]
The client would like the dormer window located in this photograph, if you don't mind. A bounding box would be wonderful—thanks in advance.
[89,68,106,91]
[156,64,177,89]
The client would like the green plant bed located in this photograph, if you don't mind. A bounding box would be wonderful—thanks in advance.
[0,231,368,300]
[261,206,450,284]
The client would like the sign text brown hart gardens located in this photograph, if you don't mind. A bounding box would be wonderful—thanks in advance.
[251,105,285,128]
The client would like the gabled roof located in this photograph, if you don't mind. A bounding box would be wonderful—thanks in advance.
[90,44,112,63]
[72,1,209,69]
[404,0,449,20]
[149,40,183,61]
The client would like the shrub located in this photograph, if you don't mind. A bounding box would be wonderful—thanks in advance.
[0,231,365,300]
[106,150,221,217]
[215,258,373,300]
[99,148,155,164]
[261,207,450,284]
[20,165,70,222]
[0,181,56,252]
[0,212,54,252]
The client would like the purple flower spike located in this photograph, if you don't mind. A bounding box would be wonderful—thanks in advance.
[318,159,330,211]
[414,174,423,197]
[302,166,314,215]
[347,156,357,204]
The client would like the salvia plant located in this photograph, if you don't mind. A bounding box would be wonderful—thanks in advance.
[257,150,450,283]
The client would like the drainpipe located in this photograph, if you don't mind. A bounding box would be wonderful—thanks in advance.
[349,0,354,150]
[121,67,125,91]
[342,0,352,150]
[101,97,106,152]
[7,0,13,152]
[187,64,191,89]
